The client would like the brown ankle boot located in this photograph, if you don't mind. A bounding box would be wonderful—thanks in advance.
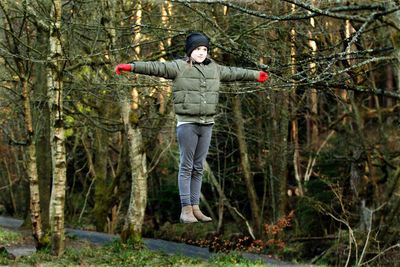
[180,205,198,223]
[192,205,212,222]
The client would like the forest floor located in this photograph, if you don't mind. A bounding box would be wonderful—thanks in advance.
[0,216,317,267]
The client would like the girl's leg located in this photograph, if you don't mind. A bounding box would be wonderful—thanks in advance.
[177,124,199,207]
[190,124,213,205]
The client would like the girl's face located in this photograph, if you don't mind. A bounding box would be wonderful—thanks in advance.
[190,46,208,63]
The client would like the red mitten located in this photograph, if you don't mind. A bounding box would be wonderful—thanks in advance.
[257,71,268,83]
[115,64,132,75]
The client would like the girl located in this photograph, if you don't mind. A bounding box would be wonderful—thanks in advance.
[115,32,268,223]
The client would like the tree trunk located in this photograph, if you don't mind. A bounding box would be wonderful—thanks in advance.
[307,1,319,150]
[391,9,400,95]
[120,100,148,242]
[289,3,304,197]
[92,124,112,231]
[47,0,66,256]
[269,91,289,221]
[100,0,148,242]
[122,0,148,243]
[378,6,400,243]
[158,0,173,115]
[33,27,52,231]
[22,78,45,248]
[232,95,261,234]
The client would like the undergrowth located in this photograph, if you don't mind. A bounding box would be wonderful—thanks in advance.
[0,227,269,266]
[183,211,295,255]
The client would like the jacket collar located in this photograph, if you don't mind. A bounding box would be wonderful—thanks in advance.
[186,57,212,65]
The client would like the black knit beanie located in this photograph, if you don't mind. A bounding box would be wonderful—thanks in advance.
[185,32,210,56]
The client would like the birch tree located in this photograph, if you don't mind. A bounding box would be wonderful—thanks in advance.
[289,3,303,197]
[0,0,46,248]
[24,79,45,248]
[99,0,148,242]
[47,0,67,256]
[306,0,319,148]
[121,0,149,243]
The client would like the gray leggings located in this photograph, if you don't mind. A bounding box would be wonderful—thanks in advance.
[177,123,213,207]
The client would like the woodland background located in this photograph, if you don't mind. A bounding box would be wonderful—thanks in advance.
[0,0,399,266]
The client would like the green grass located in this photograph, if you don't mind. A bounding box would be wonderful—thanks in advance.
[0,227,22,245]
[0,228,270,267]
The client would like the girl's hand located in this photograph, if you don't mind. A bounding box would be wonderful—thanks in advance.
[115,64,132,75]
[257,71,268,83]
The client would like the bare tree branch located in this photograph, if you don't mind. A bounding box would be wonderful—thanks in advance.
[172,0,390,22]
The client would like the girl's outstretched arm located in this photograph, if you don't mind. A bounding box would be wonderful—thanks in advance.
[218,65,268,83]
[115,61,180,79]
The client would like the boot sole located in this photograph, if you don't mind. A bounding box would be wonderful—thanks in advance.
[199,220,212,223]
[180,219,198,224]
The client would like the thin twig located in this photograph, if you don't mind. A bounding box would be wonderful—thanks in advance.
[358,208,372,265]
[304,130,335,182]
[327,212,358,266]
[360,243,400,266]
[232,207,255,240]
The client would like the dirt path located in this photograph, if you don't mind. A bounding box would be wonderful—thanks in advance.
[0,216,315,267]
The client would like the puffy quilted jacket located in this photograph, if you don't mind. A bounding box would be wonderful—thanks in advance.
[132,59,260,124]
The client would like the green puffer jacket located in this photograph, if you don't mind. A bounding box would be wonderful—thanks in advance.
[132,59,260,124]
